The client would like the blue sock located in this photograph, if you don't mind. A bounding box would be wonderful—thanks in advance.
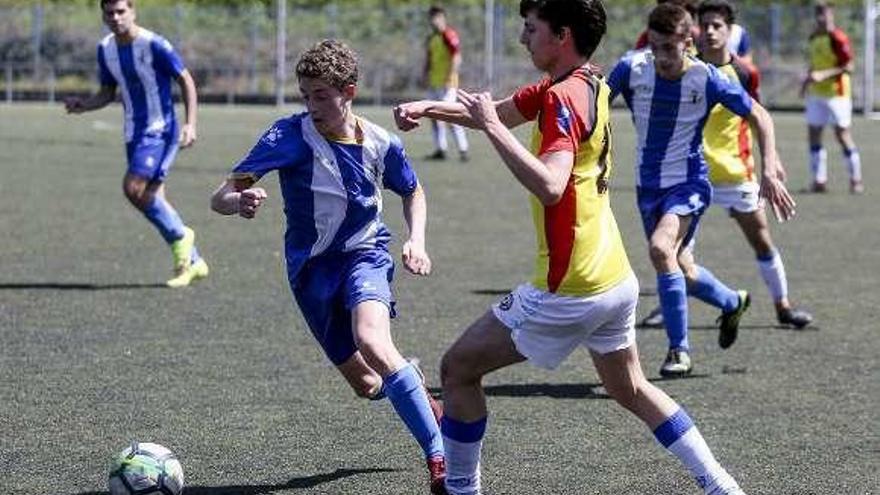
[658,271,689,351]
[143,196,186,244]
[688,266,739,313]
[384,364,443,459]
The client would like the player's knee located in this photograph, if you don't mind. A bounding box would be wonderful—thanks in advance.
[648,243,675,269]
[440,349,478,388]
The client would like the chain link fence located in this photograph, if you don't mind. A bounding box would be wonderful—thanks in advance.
[1,2,876,109]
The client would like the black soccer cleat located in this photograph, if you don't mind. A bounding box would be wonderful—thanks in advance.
[777,307,813,329]
[718,290,750,349]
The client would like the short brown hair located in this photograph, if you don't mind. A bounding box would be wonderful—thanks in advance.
[295,39,359,90]
[648,3,693,36]
[815,1,834,13]
[101,0,133,9]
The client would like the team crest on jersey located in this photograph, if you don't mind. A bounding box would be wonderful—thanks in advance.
[498,292,514,311]
[555,101,572,135]
[261,125,283,147]
[689,89,702,104]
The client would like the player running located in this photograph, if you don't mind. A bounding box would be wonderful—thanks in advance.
[64,0,207,288]
[396,1,746,493]
[210,40,447,494]
[607,3,796,377]
[638,0,813,331]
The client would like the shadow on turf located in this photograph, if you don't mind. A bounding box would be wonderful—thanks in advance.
[0,282,167,290]
[428,375,712,400]
[73,467,401,495]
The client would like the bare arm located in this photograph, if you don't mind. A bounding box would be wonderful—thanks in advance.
[460,90,572,205]
[747,99,796,221]
[400,183,431,276]
[211,178,267,219]
[176,69,198,148]
[64,85,115,114]
[394,95,528,132]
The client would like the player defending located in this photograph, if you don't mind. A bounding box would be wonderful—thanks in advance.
[210,40,447,494]
[64,0,207,288]
[396,1,745,493]
[801,1,863,194]
[639,0,813,331]
[423,5,470,162]
[608,3,796,376]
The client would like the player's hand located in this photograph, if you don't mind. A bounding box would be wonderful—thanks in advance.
[393,102,426,132]
[64,96,85,114]
[402,239,431,276]
[179,124,197,148]
[238,187,267,219]
[457,89,499,130]
[759,173,796,223]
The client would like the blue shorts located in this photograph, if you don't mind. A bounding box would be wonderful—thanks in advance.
[291,248,397,366]
[125,132,179,183]
[637,180,712,247]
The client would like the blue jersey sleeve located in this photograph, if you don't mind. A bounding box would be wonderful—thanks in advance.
[607,59,631,104]
[97,45,116,87]
[232,120,302,182]
[382,135,418,196]
[706,64,752,117]
[150,36,185,79]
[737,29,751,57]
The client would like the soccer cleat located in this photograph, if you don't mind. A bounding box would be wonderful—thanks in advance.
[659,349,692,378]
[637,305,665,328]
[717,290,750,349]
[777,307,813,329]
[170,227,195,272]
[850,180,865,194]
[809,181,828,193]
[166,258,209,288]
[425,149,447,161]
[427,455,448,495]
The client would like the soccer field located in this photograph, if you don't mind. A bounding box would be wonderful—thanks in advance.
[1,103,877,494]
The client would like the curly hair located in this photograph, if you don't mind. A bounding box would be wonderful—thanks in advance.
[295,39,359,90]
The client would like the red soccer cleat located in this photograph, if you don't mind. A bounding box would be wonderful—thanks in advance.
[427,455,448,495]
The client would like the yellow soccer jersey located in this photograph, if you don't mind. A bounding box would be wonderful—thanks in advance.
[808,28,853,98]
[426,27,460,90]
[702,56,760,185]
[512,68,631,296]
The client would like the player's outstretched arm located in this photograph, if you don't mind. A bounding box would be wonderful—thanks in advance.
[401,183,431,276]
[458,89,572,205]
[63,85,115,114]
[211,179,267,219]
[394,94,527,132]
[747,100,796,222]
[176,69,198,148]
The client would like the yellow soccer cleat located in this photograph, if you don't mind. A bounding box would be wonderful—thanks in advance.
[166,258,209,288]
[170,227,195,272]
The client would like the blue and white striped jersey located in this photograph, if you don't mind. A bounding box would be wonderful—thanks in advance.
[97,29,185,143]
[231,113,418,282]
[607,49,753,189]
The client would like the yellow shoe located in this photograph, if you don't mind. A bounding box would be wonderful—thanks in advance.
[170,227,195,272]
[166,258,209,288]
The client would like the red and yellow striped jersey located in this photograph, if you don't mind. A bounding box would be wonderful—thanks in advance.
[808,28,853,98]
[513,68,631,296]
[702,55,759,185]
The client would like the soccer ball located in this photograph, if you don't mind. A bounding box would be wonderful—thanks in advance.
[108,442,184,495]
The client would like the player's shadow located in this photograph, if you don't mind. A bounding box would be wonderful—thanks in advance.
[0,282,167,291]
[73,466,400,495]
[428,375,712,400]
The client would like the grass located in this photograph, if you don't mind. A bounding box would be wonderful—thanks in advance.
[0,103,878,494]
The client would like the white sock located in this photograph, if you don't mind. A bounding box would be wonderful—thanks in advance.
[845,149,862,181]
[757,250,788,303]
[451,123,469,152]
[810,147,827,183]
[432,120,448,151]
[443,436,482,495]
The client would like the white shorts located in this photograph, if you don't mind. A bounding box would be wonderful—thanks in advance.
[491,274,638,369]
[805,95,852,128]
[712,181,760,214]
[427,87,457,102]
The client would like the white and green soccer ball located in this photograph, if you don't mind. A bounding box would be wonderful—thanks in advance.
[108,442,184,495]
